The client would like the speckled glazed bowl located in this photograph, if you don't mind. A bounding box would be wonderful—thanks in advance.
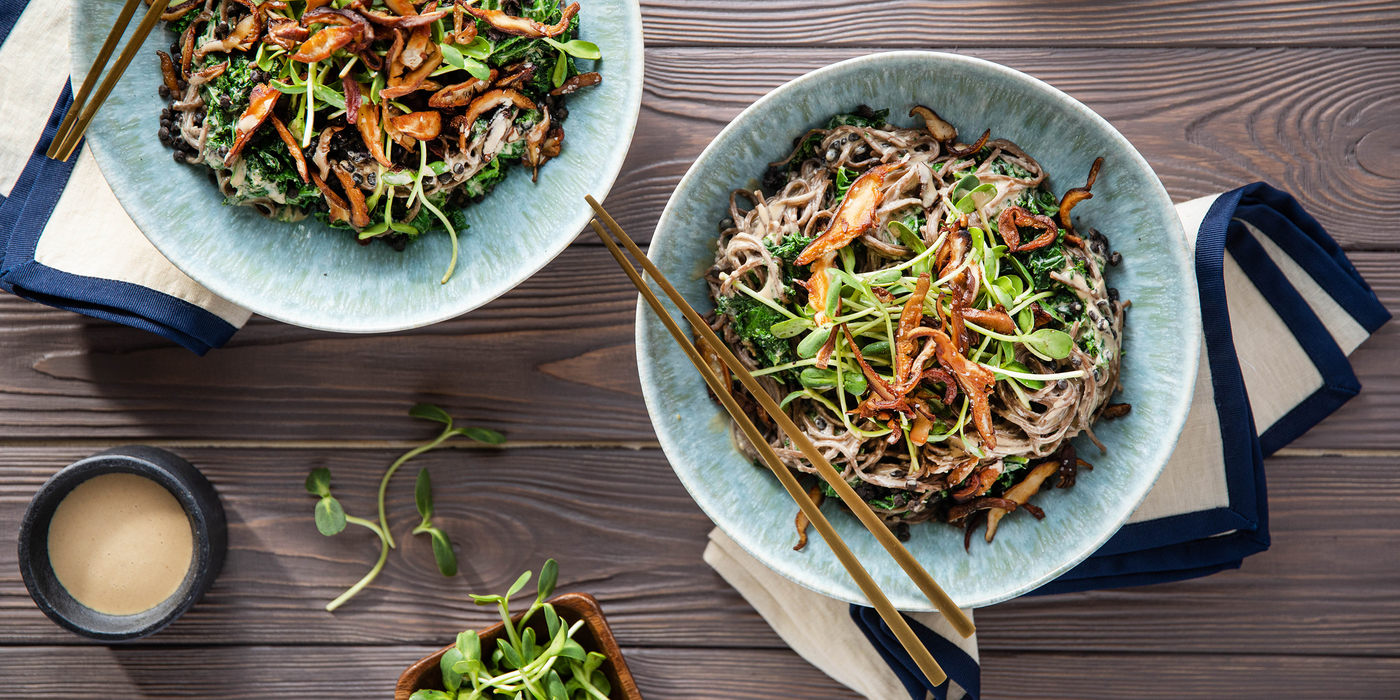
[71,0,643,332]
[638,51,1200,609]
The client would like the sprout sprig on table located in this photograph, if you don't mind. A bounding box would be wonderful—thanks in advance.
[305,403,505,611]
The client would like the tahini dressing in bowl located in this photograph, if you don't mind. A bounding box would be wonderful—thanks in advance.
[47,473,194,615]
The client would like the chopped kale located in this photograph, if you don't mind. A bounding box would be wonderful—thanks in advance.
[1018,234,1067,290]
[242,138,321,210]
[201,55,258,157]
[766,233,813,266]
[833,167,856,202]
[715,293,793,370]
[827,107,889,129]
[788,107,890,165]
[1016,186,1060,218]
[989,155,1033,179]
[460,156,510,199]
[819,478,906,510]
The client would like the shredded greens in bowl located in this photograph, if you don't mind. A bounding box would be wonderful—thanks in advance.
[156,0,602,282]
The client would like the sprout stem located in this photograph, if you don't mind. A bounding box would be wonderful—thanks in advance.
[325,516,388,612]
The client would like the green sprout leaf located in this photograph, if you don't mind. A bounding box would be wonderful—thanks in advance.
[544,603,560,638]
[439,646,464,693]
[1023,328,1075,359]
[409,403,454,425]
[458,427,507,444]
[470,594,504,605]
[305,467,332,497]
[506,570,531,598]
[537,558,559,601]
[457,36,493,60]
[769,316,812,338]
[797,327,833,359]
[415,468,434,521]
[409,691,455,700]
[498,638,525,670]
[429,528,457,577]
[547,670,568,700]
[440,42,464,69]
[315,495,346,536]
[558,638,587,662]
[541,36,601,60]
[954,183,997,213]
[551,49,568,88]
[995,360,1045,390]
[950,173,981,201]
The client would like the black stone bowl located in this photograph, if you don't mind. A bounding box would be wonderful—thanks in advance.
[17,446,226,642]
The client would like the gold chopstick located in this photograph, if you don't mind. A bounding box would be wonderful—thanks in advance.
[590,218,949,687]
[587,195,975,640]
[48,0,172,161]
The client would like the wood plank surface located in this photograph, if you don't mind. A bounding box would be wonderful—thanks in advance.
[0,246,1392,447]
[2,447,1398,657]
[638,1,1400,48]
[6,4,1400,698]
[2,645,1398,700]
[604,48,1400,249]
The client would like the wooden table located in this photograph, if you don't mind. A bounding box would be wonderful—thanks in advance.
[4,2,1399,697]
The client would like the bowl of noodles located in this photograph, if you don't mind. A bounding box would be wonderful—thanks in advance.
[71,0,643,332]
[637,51,1199,608]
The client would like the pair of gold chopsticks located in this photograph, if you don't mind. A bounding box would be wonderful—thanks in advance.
[586,196,974,688]
[47,0,173,162]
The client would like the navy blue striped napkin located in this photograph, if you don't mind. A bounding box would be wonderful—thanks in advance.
[0,0,248,355]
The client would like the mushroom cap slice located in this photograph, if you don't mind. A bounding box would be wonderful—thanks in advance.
[794,162,896,265]
[292,24,359,62]
[463,2,578,37]
[909,105,957,142]
[427,72,496,108]
[224,84,280,166]
[389,111,442,141]
[459,89,536,131]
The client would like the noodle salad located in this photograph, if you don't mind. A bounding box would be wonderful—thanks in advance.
[704,105,1132,549]
[155,0,601,282]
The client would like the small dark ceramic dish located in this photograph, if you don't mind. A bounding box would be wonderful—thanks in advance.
[17,445,227,642]
[397,592,642,700]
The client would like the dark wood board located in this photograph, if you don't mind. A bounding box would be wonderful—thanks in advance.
[637,1,1400,48]
[5,4,1400,697]
[600,48,1400,250]
[2,645,1397,699]
[1,447,1398,658]
[0,247,1391,446]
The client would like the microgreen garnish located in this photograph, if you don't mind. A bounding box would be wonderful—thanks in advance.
[410,559,615,700]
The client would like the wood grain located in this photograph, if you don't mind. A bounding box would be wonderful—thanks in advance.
[2,447,1398,657]
[637,1,1400,48]
[0,246,1391,446]
[1,645,1397,700]
[600,48,1400,249]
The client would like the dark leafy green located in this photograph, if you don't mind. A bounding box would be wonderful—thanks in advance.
[715,293,793,370]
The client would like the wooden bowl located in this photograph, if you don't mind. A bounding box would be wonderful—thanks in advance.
[396,592,642,700]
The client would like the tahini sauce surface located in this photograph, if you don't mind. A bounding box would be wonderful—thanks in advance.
[47,473,194,615]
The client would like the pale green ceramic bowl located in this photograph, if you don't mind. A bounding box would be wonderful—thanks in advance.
[638,52,1200,609]
[72,0,643,332]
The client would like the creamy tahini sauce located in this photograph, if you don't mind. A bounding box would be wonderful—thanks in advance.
[47,473,194,615]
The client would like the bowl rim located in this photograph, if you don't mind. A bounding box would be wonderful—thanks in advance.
[637,49,1200,608]
[74,0,646,333]
[17,446,227,641]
